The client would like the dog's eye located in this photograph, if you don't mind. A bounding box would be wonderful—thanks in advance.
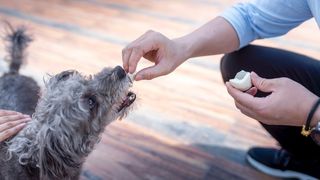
[88,96,96,110]
[58,70,74,81]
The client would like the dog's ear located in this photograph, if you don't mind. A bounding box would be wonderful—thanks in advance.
[38,126,82,179]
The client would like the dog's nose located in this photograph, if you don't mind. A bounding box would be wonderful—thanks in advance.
[114,66,126,79]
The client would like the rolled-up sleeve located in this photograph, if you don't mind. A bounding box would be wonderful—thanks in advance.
[220,0,313,48]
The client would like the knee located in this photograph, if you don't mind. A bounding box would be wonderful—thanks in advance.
[220,45,255,83]
[220,51,242,83]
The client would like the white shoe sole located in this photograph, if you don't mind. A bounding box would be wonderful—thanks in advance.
[246,154,318,180]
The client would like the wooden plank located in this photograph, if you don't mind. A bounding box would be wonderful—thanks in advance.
[81,122,278,180]
[1,0,317,179]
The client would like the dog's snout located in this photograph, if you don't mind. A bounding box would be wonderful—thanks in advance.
[114,66,126,79]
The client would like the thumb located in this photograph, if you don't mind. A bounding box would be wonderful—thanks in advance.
[135,63,168,81]
[245,87,258,96]
[251,72,275,92]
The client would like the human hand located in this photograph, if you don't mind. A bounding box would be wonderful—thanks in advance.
[226,72,318,126]
[122,30,188,81]
[0,110,31,142]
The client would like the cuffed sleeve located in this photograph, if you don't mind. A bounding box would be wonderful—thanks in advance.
[220,0,313,49]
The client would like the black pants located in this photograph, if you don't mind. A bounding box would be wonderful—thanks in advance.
[220,45,320,160]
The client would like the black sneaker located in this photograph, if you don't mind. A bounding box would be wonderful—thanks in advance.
[246,147,320,180]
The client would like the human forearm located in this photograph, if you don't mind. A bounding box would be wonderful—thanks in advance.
[122,17,239,80]
[173,17,239,60]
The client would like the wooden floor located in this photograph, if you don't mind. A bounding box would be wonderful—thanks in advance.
[0,0,319,179]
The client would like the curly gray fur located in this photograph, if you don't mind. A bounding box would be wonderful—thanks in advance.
[4,22,32,74]
[0,24,135,180]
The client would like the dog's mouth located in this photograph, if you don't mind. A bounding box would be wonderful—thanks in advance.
[117,91,136,112]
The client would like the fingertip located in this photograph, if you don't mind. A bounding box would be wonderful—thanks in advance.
[226,82,236,91]
[18,122,27,128]
[135,69,154,81]
[128,60,137,74]
[129,66,136,74]
[250,72,260,87]
[251,71,257,76]
[250,71,259,81]
[246,87,258,96]
[134,73,143,81]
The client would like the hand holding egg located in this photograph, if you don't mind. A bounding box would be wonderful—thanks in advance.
[229,70,252,91]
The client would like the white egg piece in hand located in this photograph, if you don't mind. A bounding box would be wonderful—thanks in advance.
[128,73,136,82]
[229,70,252,91]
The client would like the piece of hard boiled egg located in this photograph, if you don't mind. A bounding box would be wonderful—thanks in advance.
[229,70,252,91]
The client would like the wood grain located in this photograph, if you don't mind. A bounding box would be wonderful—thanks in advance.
[0,0,318,179]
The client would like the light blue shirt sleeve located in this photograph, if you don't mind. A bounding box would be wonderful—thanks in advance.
[220,0,313,48]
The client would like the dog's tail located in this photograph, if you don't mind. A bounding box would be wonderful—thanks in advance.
[4,22,32,74]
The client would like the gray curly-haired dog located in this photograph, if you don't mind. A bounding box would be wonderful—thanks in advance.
[0,25,136,180]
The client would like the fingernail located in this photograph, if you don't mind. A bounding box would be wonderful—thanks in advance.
[135,74,142,81]
[128,66,134,74]
[23,115,30,118]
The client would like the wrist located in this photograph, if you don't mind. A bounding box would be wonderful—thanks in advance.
[172,36,194,61]
[311,106,320,127]
[303,95,320,127]
[300,94,318,126]
[300,95,320,136]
